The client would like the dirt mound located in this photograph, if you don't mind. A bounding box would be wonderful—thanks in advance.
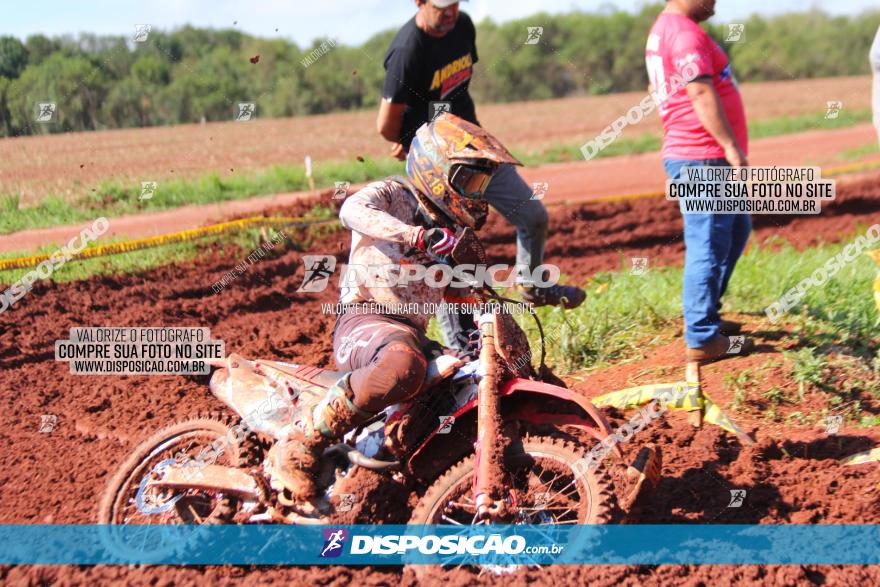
[1,174,879,585]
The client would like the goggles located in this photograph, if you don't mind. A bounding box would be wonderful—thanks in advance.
[449,163,495,199]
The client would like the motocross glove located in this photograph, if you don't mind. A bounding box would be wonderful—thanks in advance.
[416,227,457,256]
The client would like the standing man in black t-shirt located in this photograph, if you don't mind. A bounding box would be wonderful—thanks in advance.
[378,0,479,157]
[376,0,586,349]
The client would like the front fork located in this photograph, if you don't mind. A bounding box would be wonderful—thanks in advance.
[473,312,507,520]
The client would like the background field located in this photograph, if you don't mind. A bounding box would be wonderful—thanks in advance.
[0,75,873,205]
[2,6,878,139]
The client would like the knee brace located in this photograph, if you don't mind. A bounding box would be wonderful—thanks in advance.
[350,340,427,412]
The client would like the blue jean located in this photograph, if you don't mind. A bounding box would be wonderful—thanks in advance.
[484,163,549,270]
[438,163,549,349]
[664,158,752,348]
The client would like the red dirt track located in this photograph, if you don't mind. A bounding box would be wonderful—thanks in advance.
[1,173,879,584]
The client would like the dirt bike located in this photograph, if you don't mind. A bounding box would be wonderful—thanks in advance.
[98,227,661,569]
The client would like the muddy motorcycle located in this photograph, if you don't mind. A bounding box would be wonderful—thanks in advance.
[98,228,661,551]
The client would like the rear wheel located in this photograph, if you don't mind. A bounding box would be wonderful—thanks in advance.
[97,416,257,562]
[408,434,618,577]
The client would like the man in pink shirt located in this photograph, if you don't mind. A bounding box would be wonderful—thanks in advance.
[646,0,753,362]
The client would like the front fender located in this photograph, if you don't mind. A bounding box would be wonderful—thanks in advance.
[500,377,619,451]
[407,377,621,475]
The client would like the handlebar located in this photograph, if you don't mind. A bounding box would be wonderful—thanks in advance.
[439,225,548,373]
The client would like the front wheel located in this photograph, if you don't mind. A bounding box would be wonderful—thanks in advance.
[408,433,618,576]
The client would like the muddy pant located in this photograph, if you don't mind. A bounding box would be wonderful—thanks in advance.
[332,311,432,413]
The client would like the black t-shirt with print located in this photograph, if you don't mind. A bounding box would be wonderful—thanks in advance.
[383,12,479,151]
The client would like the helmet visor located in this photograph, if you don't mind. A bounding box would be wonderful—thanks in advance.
[449,163,495,199]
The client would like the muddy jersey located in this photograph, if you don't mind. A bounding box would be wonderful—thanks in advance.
[338,179,443,329]
[383,12,479,150]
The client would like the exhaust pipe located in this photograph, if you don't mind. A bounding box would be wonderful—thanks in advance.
[325,444,401,471]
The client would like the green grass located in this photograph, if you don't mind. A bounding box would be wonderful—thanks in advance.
[502,227,880,427]
[0,232,251,285]
[517,265,681,373]
[518,108,874,166]
[839,142,880,161]
[0,205,340,285]
[0,157,404,235]
[724,369,753,409]
[724,229,879,353]
[518,133,663,166]
[3,110,875,235]
[511,229,879,375]
[784,346,827,399]
[748,107,872,140]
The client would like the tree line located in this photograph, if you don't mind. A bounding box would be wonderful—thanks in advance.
[1,4,878,137]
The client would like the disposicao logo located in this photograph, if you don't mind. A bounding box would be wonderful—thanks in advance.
[350,534,526,555]
[320,529,348,558]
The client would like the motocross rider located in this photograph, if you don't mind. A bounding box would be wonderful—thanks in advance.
[266,112,521,501]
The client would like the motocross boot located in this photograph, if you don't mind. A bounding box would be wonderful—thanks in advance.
[686,334,754,363]
[266,373,375,501]
[517,283,586,309]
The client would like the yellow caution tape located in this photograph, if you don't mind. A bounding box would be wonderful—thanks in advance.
[0,215,338,271]
[593,380,754,444]
[544,191,666,208]
[840,447,880,466]
[825,158,880,178]
[865,250,880,313]
[700,395,754,445]
[593,382,703,412]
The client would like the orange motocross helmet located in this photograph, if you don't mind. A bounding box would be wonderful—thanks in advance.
[405,112,522,229]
